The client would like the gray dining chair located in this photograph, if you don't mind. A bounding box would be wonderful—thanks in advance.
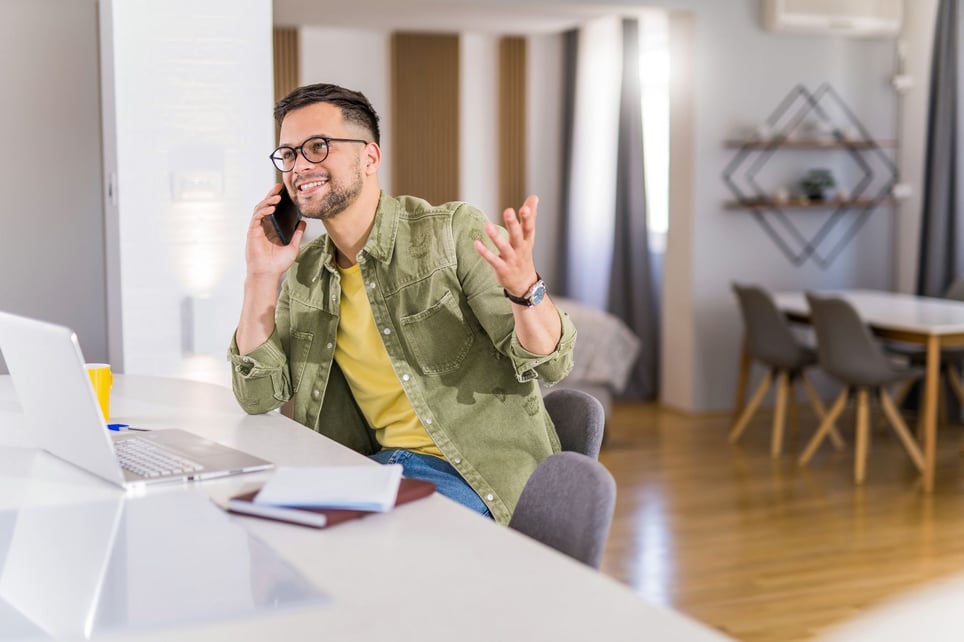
[508,452,616,569]
[729,283,843,457]
[543,388,605,459]
[798,293,925,483]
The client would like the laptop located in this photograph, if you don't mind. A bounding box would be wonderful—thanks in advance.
[0,311,274,488]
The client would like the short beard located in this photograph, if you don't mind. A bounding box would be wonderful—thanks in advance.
[300,167,364,221]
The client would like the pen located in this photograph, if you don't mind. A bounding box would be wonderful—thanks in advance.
[106,423,151,432]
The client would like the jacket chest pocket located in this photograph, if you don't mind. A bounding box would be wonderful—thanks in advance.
[400,290,474,375]
[289,330,314,391]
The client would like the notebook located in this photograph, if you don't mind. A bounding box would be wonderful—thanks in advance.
[0,311,273,488]
[226,477,436,529]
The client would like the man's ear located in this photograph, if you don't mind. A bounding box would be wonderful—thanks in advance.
[364,142,381,175]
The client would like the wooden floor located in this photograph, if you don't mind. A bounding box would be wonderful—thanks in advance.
[597,401,964,642]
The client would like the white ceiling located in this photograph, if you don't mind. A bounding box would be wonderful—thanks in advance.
[272,0,647,35]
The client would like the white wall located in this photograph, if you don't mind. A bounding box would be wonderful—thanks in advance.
[655,0,900,411]
[298,27,392,242]
[460,34,500,219]
[527,34,564,287]
[2,0,929,409]
[895,0,940,293]
[297,1,909,412]
[101,0,275,384]
[0,0,107,372]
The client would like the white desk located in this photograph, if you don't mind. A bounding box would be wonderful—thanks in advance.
[767,289,964,493]
[0,375,732,641]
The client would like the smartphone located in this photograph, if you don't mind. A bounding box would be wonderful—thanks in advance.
[268,188,302,245]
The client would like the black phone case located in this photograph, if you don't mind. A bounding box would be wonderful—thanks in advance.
[269,190,301,245]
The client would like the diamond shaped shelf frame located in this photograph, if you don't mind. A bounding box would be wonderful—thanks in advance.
[722,83,898,268]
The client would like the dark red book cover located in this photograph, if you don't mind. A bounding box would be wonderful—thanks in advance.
[227,477,436,528]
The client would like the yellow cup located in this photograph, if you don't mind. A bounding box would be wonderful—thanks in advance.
[86,363,113,421]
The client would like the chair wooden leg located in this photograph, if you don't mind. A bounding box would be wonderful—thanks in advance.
[938,379,948,427]
[788,375,800,442]
[916,382,926,441]
[799,388,849,466]
[879,388,925,472]
[891,378,915,409]
[855,389,870,484]
[729,372,773,444]
[772,371,790,457]
[800,372,845,450]
[947,364,964,406]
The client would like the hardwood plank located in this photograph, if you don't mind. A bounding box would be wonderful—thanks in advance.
[598,401,964,641]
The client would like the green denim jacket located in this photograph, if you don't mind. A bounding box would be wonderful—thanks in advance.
[229,193,577,524]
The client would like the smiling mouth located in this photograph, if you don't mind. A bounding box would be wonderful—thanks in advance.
[297,179,328,193]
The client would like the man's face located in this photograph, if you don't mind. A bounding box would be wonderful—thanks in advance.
[278,102,367,221]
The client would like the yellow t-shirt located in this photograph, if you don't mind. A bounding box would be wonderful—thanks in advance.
[334,264,442,457]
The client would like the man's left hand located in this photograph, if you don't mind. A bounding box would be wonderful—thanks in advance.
[474,195,540,297]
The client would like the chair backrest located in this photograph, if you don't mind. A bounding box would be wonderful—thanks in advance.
[508,452,616,569]
[945,276,964,301]
[805,292,899,386]
[543,389,605,459]
[732,283,811,370]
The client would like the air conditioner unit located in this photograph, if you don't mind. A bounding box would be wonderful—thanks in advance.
[763,0,902,37]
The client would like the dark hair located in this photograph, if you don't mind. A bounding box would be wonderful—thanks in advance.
[274,83,381,145]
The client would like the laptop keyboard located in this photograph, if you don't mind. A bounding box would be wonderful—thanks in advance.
[114,437,205,478]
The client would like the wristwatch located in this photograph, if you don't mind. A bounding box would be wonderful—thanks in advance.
[504,274,547,308]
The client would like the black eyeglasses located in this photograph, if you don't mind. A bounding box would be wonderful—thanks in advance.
[269,136,369,172]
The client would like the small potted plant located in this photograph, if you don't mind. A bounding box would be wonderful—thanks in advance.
[800,168,836,202]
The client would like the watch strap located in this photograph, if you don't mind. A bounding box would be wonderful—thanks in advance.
[503,274,544,307]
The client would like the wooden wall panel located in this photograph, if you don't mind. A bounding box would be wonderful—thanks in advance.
[391,33,459,204]
[272,28,300,104]
[499,37,527,211]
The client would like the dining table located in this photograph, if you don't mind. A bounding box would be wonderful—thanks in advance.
[734,289,964,492]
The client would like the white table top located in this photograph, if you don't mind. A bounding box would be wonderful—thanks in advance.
[0,375,732,641]
[773,289,964,336]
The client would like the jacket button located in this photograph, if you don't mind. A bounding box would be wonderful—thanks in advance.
[311,389,321,400]
[486,494,494,501]
[453,457,461,464]
[402,374,410,382]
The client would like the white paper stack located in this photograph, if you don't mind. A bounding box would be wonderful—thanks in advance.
[253,464,404,512]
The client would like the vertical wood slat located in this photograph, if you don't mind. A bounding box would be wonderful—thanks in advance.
[391,33,459,204]
[272,28,299,177]
[273,28,300,104]
[499,37,527,211]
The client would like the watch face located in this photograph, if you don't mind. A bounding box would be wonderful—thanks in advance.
[530,282,547,306]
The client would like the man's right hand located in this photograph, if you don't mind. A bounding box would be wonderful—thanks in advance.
[246,183,307,279]
[235,184,307,355]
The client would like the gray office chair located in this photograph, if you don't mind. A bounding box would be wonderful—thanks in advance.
[798,293,925,484]
[543,388,605,459]
[729,283,843,457]
[508,452,616,569]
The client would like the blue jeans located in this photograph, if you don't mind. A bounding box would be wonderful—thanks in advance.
[369,449,492,519]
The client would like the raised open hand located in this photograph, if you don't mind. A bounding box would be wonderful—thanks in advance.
[473,195,541,297]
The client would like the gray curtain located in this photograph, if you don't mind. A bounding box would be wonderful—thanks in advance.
[917,0,960,296]
[607,18,659,400]
[555,29,578,296]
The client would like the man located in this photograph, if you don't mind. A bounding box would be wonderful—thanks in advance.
[229,83,576,524]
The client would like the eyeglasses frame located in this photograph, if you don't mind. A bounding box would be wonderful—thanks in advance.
[269,136,369,172]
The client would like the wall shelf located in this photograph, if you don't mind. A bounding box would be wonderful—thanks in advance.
[724,139,896,150]
[721,83,898,269]
[725,197,896,211]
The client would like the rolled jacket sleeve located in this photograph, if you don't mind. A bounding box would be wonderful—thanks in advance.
[508,306,577,385]
[228,327,291,413]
